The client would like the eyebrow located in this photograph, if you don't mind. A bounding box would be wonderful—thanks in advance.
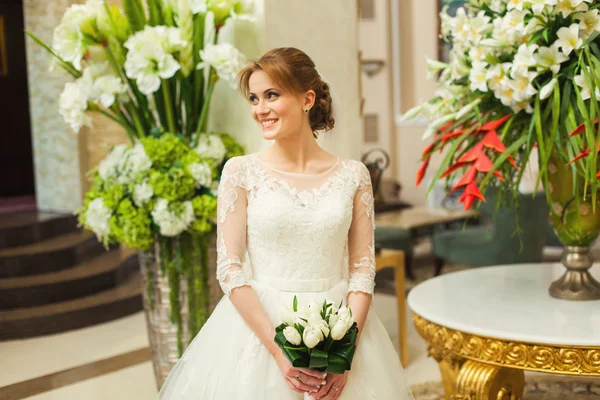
[248,88,279,96]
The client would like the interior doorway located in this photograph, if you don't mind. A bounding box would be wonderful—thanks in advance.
[0,0,36,213]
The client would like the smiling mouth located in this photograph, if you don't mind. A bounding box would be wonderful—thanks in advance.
[261,119,278,128]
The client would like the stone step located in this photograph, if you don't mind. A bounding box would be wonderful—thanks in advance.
[0,249,139,309]
[0,231,109,278]
[0,272,143,340]
[0,212,79,249]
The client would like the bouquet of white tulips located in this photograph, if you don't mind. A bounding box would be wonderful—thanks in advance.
[275,296,359,375]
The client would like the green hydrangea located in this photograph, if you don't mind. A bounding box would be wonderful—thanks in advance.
[109,198,154,250]
[149,168,195,201]
[219,132,245,159]
[142,133,189,169]
[188,195,217,235]
[101,182,127,210]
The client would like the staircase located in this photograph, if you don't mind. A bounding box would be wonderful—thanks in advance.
[0,212,143,340]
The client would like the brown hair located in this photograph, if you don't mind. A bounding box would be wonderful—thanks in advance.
[237,47,335,138]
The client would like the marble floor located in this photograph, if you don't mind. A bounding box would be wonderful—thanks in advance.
[0,292,438,399]
[0,244,575,399]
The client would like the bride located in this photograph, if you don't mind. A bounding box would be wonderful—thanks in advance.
[159,47,414,400]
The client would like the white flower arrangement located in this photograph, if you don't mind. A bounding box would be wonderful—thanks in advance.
[403,0,600,211]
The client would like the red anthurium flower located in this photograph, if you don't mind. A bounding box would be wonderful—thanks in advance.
[507,155,518,169]
[566,148,590,166]
[493,170,506,181]
[422,143,436,158]
[481,130,506,153]
[479,115,511,132]
[473,152,493,172]
[416,157,430,186]
[458,182,486,210]
[569,117,599,138]
[457,142,485,163]
[439,121,454,133]
[596,170,600,180]
[441,129,467,142]
[449,165,477,193]
[441,161,469,178]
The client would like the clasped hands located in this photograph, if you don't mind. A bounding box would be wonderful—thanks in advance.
[275,351,348,399]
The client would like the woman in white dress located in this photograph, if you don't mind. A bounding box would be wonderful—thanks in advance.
[159,47,414,400]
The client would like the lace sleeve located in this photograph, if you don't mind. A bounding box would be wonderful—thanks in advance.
[347,162,376,295]
[216,157,250,296]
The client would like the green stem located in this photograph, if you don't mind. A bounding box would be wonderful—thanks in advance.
[183,235,197,337]
[125,102,146,137]
[162,80,177,134]
[94,109,136,145]
[193,75,216,145]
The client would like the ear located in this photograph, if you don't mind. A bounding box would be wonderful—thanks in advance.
[303,90,316,109]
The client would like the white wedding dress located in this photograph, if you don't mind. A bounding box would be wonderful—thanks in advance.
[159,154,414,399]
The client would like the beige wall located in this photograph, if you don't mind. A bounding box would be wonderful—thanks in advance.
[395,0,440,205]
[212,0,363,160]
[359,0,396,176]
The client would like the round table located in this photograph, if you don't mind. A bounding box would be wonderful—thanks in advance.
[408,263,600,400]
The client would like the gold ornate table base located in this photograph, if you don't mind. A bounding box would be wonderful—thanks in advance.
[414,314,600,400]
[436,356,524,400]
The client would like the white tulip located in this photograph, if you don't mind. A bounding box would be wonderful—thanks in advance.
[308,314,330,338]
[331,314,353,340]
[302,326,324,349]
[283,326,302,346]
[279,304,296,326]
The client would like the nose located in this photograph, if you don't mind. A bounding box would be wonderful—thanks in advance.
[257,100,270,116]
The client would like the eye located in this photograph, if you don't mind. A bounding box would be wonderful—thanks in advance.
[248,94,257,103]
[267,92,279,99]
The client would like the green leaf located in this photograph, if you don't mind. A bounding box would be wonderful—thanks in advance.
[123,0,147,32]
[293,296,298,312]
[24,31,81,78]
[147,0,164,26]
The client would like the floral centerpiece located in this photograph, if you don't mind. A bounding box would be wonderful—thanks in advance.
[27,0,252,384]
[403,0,600,300]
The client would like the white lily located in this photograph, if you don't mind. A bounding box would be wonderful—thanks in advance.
[539,78,558,100]
[507,0,525,11]
[508,70,538,102]
[529,0,557,14]
[555,0,588,18]
[535,44,569,74]
[574,9,600,39]
[512,43,539,72]
[456,99,482,120]
[555,24,583,56]
[574,68,600,101]
[469,61,489,93]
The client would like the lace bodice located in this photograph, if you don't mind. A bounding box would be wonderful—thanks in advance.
[215,153,376,296]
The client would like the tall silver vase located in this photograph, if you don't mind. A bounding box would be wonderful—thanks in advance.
[139,234,219,389]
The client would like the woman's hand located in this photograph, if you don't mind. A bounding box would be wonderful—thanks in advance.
[274,351,328,394]
[312,370,348,400]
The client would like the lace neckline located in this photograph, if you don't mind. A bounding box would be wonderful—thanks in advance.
[250,154,340,177]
